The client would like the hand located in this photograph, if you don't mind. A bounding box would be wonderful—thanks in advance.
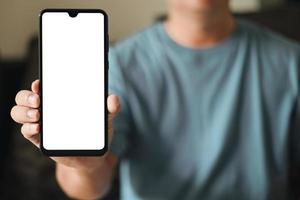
[11,80,120,170]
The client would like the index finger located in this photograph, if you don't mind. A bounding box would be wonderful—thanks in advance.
[31,80,40,94]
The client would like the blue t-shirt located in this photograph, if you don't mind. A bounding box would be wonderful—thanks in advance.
[109,19,300,200]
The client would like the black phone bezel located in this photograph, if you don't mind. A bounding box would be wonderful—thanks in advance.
[39,9,109,156]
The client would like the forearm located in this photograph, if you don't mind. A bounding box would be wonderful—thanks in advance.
[56,154,117,199]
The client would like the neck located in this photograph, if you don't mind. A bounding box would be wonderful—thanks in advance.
[165,8,235,49]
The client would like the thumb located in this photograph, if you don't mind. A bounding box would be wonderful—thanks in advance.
[107,95,120,145]
[107,95,120,119]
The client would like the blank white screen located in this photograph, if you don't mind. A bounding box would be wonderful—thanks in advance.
[42,12,105,150]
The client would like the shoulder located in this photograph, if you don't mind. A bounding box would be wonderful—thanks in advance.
[238,19,300,94]
[109,23,161,66]
[238,19,300,58]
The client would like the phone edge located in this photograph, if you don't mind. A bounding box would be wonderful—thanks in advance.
[39,8,109,157]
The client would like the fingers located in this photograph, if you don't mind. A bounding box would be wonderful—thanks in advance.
[11,80,41,147]
[15,90,40,108]
[107,95,120,117]
[31,79,40,94]
[21,123,40,147]
[21,123,40,139]
[11,106,40,124]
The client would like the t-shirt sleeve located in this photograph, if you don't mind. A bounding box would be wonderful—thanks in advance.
[108,48,132,158]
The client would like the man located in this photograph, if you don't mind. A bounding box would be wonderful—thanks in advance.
[10,0,300,199]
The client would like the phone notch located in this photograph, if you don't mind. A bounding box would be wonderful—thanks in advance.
[68,11,78,18]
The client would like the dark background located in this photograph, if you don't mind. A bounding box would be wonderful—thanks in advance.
[1,0,300,199]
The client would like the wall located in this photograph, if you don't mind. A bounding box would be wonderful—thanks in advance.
[0,0,282,59]
[230,0,261,12]
[0,0,166,59]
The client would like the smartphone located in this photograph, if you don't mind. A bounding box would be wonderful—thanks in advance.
[39,9,108,156]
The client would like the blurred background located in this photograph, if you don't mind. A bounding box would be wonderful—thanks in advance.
[1,0,300,199]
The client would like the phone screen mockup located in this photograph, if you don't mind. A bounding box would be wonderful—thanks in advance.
[40,9,108,156]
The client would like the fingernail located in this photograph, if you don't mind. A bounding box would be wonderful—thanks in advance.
[28,94,36,105]
[27,110,37,119]
[30,124,38,132]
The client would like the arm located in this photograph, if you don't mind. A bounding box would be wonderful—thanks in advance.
[11,80,121,200]
[56,153,117,199]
